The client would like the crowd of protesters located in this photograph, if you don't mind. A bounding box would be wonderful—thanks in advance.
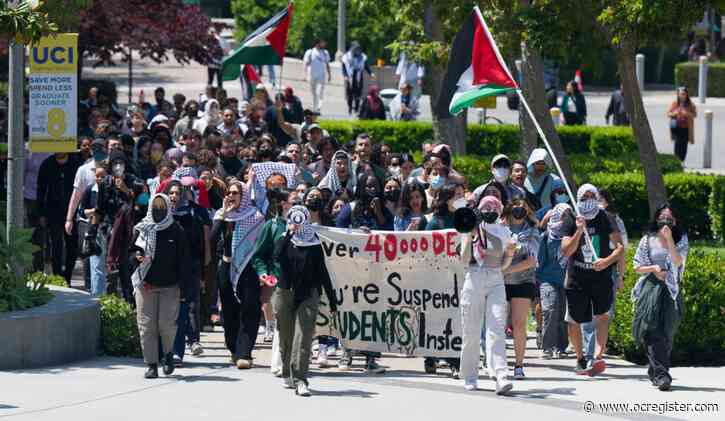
[24,80,688,397]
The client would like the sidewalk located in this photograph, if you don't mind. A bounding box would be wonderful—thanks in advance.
[1,326,722,420]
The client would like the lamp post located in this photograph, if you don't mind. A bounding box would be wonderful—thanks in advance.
[335,0,346,62]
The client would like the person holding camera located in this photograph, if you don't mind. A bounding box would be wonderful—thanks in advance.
[210,180,265,369]
[458,195,516,395]
[273,205,338,396]
[131,193,191,379]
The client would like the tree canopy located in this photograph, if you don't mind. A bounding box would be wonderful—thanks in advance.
[0,0,58,44]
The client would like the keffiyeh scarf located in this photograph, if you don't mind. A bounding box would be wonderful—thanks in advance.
[131,194,175,290]
[632,234,689,302]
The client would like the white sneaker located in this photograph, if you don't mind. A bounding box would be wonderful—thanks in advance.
[296,382,311,397]
[190,342,204,356]
[317,352,331,368]
[272,368,282,378]
[464,381,478,391]
[496,377,513,396]
[283,377,295,389]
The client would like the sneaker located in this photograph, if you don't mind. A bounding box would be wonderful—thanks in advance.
[575,358,589,375]
[655,377,672,391]
[464,381,478,391]
[172,354,183,368]
[424,358,438,374]
[272,368,283,378]
[338,352,352,371]
[317,352,332,368]
[495,377,513,395]
[513,366,525,380]
[591,358,606,376]
[263,330,274,343]
[536,330,543,350]
[451,367,460,380]
[542,350,554,360]
[230,356,237,365]
[296,382,311,397]
[144,364,159,379]
[326,345,338,357]
[365,360,386,374]
[283,377,295,389]
[190,342,204,356]
[236,358,252,369]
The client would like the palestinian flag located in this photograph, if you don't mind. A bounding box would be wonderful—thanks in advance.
[240,64,261,100]
[435,7,518,116]
[222,3,294,81]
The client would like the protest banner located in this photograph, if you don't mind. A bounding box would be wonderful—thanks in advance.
[28,33,78,153]
[316,228,465,358]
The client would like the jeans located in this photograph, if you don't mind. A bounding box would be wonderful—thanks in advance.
[207,67,223,88]
[460,266,508,383]
[540,282,569,353]
[89,230,107,297]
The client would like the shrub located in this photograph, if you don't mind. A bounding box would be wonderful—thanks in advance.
[609,247,725,366]
[319,120,637,157]
[675,61,725,98]
[0,225,51,313]
[589,172,724,241]
[709,176,725,243]
[100,295,142,357]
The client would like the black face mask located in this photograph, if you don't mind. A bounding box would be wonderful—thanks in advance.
[152,207,167,223]
[657,218,675,229]
[384,190,400,203]
[511,207,527,220]
[482,211,499,224]
[306,198,324,212]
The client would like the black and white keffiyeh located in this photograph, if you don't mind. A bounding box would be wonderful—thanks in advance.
[318,150,355,194]
[131,193,175,290]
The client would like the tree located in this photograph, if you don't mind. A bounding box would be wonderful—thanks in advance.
[0,0,57,44]
[78,0,215,82]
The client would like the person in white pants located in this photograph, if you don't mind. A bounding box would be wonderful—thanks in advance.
[459,196,516,394]
[303,39,331,114]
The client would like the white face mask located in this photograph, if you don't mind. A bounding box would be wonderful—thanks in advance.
[452,198,468,210]
[493,167,510,183]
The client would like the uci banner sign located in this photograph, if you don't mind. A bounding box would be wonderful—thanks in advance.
[28,33,78,153]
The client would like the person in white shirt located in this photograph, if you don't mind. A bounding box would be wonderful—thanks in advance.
[395,52,424,98]
[303,39,331,114]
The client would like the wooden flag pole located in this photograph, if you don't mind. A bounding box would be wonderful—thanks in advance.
[516,89,597,259]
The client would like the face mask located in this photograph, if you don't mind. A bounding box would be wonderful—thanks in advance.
[577,199,600,220]
[555,193,569,204]
[482,211,499,224]
[306,197,324,212]
[112,162,125,177]
[452,198,468,210]
[384,190,401,203]
[430,175,444,190]
[93,150,107,162]
[179,144,187,153]
[657,218,675,229]
[136,192,150,206]
[511,207,527,220]
[493,167,510,183]
[388,166,401,177]
[152,207,166,223]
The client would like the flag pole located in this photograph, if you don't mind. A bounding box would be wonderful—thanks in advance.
[516,90,597,258]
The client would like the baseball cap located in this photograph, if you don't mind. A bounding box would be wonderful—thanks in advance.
[308,123,322,131]
[491,154,511,168]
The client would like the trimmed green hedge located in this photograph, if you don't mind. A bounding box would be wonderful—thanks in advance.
[100,295,142,357]
[609,247,725,366]
[589,172,725,241]
[319,120,637,157]
[675,62,725,98]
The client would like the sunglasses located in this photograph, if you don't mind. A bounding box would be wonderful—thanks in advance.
[227,191,240,196]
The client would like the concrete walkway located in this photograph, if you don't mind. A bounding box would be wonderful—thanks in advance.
[1,328,722,421]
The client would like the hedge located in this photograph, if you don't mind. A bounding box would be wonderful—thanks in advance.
[100,295,142,357]
[319,120,637,157]
[589,172,725,241]
[609,247,725,366]
[675,62,725,98]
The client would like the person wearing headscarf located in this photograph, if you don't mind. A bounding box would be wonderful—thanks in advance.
[131,194,191,379]
[560,183,624,376]
[632,204,688,391]
[342,41,375,114]
[524,148,561,210]
[318,150,356,200]
[536,203,572,360]
[458,195,516,395]
[164,176,212,365]
[193,99,223,135]
[358,86,386,120]
[272,205,338,397]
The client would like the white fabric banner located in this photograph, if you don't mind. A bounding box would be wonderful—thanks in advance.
[316,228,465,358]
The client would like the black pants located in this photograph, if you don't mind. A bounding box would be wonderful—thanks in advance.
[208,67,223,88]
[671,127,689,161]
[345,78,363,113]
[218,261,262,360]
[48,221,78,284]
[645,332,673,384]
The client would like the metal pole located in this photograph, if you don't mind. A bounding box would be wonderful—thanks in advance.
[7,40,25,243]
[128,48,133,106]
[704,110,713,169]
[335,0,346,62]
[699,55,708,104]
[635,54,645,93]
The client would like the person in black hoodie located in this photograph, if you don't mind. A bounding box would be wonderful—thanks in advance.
[131,193,191,379]
[273,205,337,397]
[37,152,83,284]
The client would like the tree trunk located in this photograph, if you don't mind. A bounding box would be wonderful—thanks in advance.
[615,39,667,216]
[519,41,575,189]
[424,0,467,154]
